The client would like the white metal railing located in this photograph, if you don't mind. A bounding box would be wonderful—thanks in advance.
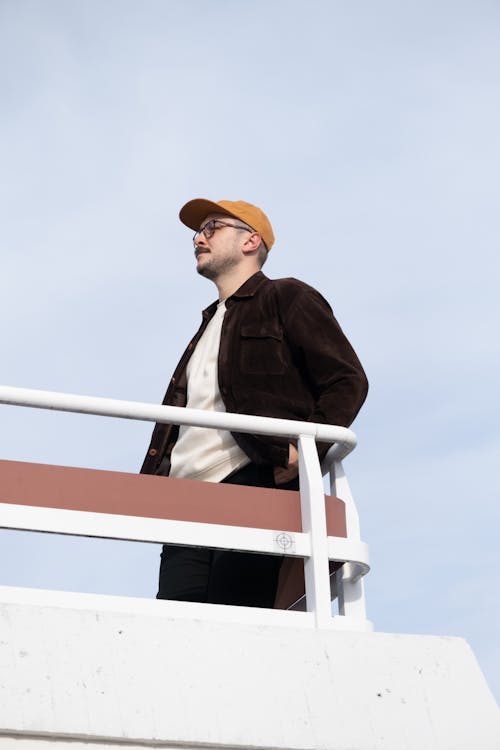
[0,385,371,630]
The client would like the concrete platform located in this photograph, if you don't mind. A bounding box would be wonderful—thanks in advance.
[0,586,498,749]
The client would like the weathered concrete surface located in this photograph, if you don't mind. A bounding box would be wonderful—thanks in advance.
[0,586,498,750]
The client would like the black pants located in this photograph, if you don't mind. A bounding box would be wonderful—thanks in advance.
[157,463,299,608]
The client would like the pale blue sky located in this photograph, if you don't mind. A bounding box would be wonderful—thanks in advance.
[1,1,499,700]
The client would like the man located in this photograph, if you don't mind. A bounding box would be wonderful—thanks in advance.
[141,198,368,608]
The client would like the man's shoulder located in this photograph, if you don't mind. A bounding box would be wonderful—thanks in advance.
[262,275,331,310]
[263,274,321,296]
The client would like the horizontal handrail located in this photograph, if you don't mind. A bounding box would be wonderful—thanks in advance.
[0,386,357,460]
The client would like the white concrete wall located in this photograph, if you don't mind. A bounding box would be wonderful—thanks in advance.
[1,741,192,749]
[0,586,498,750]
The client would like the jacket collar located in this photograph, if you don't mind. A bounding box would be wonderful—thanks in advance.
[202,271,268,317]
[231,271,268,299]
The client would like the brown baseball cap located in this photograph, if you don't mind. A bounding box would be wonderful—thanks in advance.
[179,198,275,250]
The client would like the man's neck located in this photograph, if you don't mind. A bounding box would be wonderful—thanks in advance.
[214,266,259,301]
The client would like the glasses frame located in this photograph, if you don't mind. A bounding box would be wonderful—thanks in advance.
[193,219,253,247]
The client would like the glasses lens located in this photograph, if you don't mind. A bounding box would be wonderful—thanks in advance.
[203,220,216,238]
[194,220,215,246]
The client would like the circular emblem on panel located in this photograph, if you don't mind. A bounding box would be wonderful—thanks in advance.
[275,532,294,551]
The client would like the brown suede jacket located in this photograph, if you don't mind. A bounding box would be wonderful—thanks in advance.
[140,271,368,476]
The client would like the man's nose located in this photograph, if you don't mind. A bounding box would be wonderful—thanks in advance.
[195,231,208,249]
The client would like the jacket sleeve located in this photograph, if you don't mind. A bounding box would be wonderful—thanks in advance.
[279,282,368,430]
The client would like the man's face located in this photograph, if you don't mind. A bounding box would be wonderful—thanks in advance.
[193,213,248,280]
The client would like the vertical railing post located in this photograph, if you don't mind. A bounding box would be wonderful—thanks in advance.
[298,434,332,628]
[330,459,368,621]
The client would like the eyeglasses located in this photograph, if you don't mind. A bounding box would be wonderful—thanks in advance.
[193,219,253,247]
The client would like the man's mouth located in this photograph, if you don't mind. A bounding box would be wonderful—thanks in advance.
[195,250,209,259]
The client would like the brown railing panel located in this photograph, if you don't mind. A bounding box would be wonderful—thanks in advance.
[0,459,346,537]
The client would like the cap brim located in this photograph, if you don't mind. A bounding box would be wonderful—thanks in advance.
[179,199,240,231]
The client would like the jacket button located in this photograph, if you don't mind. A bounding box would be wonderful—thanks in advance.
[188,343,193,350]
[149,448,158,456]
[171,377,176,385]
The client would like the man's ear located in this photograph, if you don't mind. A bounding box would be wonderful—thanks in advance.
[241,232,262,255]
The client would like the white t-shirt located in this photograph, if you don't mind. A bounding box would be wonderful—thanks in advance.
[169,301,250,482]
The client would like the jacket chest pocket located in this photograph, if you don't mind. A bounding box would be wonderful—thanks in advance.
[239,325,286,375]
